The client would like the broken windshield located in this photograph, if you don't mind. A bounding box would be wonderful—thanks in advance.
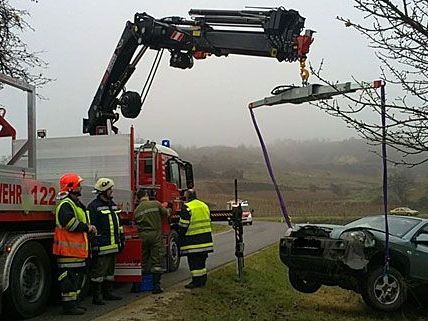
[345,215,421,237]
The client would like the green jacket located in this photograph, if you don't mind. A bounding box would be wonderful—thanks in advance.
[134,200,167,234]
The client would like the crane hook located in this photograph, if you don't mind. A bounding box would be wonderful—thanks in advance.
[299,57,310,86]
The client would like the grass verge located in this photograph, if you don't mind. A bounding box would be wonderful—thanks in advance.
[165,245,427,321]
[211,222,230,234]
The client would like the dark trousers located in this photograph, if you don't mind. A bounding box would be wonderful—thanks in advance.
[58,267,85,303]
[90,253,116,283]
[187,253,208,286]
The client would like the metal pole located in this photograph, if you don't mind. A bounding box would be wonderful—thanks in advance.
[0,74,36,171]
[234,179,238,203]
[233,179,244,280]
[381,83,390,272]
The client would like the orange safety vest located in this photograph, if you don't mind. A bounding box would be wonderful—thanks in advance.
[53,198,89,259]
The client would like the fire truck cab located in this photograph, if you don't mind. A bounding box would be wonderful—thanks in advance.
[136,140,193,214]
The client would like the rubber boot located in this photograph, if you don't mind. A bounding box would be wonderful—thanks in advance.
[184,282,199,289]
[185,276,202,289]
[92,282,106,305]
[152,273,164,294]
[62,301,86,315]
[200,274,208,287]
[103,281,122,300]
[77,295,87,311]
[77,302,87,311]
[130,282,140,293]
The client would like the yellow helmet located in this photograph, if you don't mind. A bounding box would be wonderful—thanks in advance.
[94,177,115,192]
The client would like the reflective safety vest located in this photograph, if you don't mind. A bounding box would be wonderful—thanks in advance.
[180,199,213,255]
[87,197,123,256]
[96,206,122,255]
[53,198,89,259]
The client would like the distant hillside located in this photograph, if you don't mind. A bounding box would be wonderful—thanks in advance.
[175,138,428,181]
[174,139,428,217]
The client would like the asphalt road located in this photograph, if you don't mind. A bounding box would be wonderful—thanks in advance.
[8,221,285,321]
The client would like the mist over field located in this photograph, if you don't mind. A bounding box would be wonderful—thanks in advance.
[175,138,428,221]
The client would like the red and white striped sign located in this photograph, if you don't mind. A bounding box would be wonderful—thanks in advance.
[170,31,184,42]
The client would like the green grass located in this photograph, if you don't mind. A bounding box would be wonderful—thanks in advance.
[167,245,427,321]
[211,222,230,234]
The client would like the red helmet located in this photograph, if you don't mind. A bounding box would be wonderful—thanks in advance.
[59,173,84,193]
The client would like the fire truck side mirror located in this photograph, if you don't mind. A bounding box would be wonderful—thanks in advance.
[37,129,47,139]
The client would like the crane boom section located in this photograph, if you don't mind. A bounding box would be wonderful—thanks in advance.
[84,8,313,135]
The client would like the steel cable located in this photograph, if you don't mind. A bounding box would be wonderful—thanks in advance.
[140,49,164,107]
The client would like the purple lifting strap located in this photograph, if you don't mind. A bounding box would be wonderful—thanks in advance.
[250,108,292,228]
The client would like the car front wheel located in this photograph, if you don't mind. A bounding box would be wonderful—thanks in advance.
[362,266,407,312]
[288,269,321,293]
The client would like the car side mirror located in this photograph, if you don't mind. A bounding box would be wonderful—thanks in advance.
[415,233,428,243]
[251,209,254,214]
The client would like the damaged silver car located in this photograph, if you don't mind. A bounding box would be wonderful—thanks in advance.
[280,215,428,311]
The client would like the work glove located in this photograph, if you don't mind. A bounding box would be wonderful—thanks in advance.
[89,234,101,258]
[118,233,126,252]
[89,244,99,259]
[88,224,97,234]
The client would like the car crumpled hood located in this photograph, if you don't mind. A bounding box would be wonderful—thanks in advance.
[287,223,341,237]
[286,223,379,270]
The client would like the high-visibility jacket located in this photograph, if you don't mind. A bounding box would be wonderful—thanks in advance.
[53,198,89,259]
[178,199,213,255]
[87,196,123,255]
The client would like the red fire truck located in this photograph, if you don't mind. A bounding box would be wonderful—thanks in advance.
[0,73,193,318]
[0,7,313,318]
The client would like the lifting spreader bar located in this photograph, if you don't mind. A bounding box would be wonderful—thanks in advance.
[248,81,384,229]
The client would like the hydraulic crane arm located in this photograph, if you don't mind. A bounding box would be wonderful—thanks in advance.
[83,7,314,135]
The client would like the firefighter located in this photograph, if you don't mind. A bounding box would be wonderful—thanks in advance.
[179,189,213,288]
[53,173,97,315]
[87,178,124,305]
[132,189,167,294]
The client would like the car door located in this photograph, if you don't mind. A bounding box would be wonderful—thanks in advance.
[408,223,428,280]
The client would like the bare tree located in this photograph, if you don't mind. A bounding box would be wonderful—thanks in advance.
[310,0,428,166]
[0,0,51,86]
[388,169,414,204]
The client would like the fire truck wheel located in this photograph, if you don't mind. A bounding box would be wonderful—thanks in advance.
[167,230,181,272]
[5,241,51,319]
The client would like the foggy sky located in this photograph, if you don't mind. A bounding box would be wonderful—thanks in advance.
[2,0,382,147]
